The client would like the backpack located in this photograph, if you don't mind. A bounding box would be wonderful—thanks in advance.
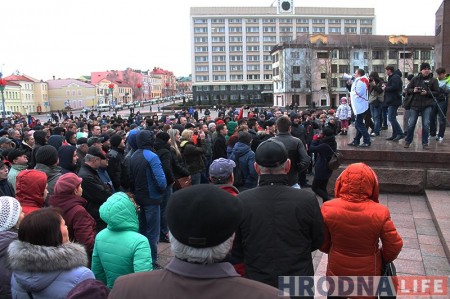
[233,158,244,187]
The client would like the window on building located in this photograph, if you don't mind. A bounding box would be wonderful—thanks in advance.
[345,27,357,33]
[331,50,338,59]
[247,36,259,42]
[317,52,329,59]
[211,36,224,42]
[339,65,350,73]
[389,50,398,59]
[280,36,293,42]
[296,26,309,33]
[360,28,372,34]
[332,78,338,87]
[263,18,275,23]
[264,64,272,70]
[263,45,272,51]
[264,55,271,61]
[372,50,385,60]
[211,27,225,33]
[212,65,226,71]
[229,36,243,42]
[229,18,242,23]
[279,18,293,23]
[195,56,208,62]
[196,66,209,72]
[280,26,293,32]
[400,52,412,59]
[230,46,243,51]
[229,27,242,33]
[341,49,350,59]
[344,19,357,24]
[196,76,209,81]
[296,18,309,23]
[247,65,260,71]
[328,19,341,24]
[291,52,299,59]
[246,26,259,33]
[414,50,420,59]
[212,55,226,62]
[329,27,341,33]
[194,19,207,24]
[247,45,259,51]
[291,80,301,88]
[212,46,225,52]
[321,73,326,79]
[364,52,369,59]
[312,19,325,24]
[293,66,300,74]
[212,18,225,23]
[331,64,337,73]
[313,27,325,33]
[373,65,384,73]
[353,52,360,60]
[263,26,276,32]
[273,67,279,76]
[230,55,243,61]
[413,64,419,73]
[247,74,260,80]
[195,37,208,43]
[213,75,226,81]
[263,36,276,42]
[230,65,243,71]
[247,55,260,61]
[194,27,208,33]
[422,51,431,60]
[231,75,243,80]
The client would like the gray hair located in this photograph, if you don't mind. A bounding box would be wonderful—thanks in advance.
[170,232,234,264]
[258,160,288,174]
[84,154,98,163]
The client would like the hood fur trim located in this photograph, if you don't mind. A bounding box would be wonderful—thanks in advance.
[8,240,88,272]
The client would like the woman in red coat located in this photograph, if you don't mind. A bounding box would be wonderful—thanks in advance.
[320,163,403,279]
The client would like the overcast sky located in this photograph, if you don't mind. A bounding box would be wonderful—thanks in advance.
[0,0,443,81]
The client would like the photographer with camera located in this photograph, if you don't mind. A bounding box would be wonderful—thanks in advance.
[404,62,440,149]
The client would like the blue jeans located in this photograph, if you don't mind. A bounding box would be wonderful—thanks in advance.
[388,105,403,137]
[160,186,173,236]
[139,204,160,267]
[370,103,382,134]
[353,110,371,144]
[405,106,432,145]
[430,100,448,138]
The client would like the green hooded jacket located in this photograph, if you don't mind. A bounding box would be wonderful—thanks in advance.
[91,192,152,288]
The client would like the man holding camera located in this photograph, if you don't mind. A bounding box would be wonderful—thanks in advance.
[404,62,440,149]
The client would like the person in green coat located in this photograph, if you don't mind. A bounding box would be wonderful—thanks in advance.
[91,192,152,288]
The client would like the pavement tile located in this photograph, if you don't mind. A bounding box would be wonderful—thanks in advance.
[402,237,420,249]
[419,244,447,258]
[387,194,411,202]
[422,256,450,272]
[413,211,433,220]
[388,204,413,215]
[395,259,426,275]
[397,227,418,239]
[391,214,416,229]
[397,247,423,261]
[418,235,441,245]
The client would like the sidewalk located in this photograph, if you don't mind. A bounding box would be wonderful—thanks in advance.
[157,191,450,298]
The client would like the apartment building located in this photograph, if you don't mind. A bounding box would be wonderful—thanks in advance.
[271,34,435,108]
[190,1,375,105]
[47,79,96,111]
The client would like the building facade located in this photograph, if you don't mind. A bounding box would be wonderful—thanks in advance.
[190,3,375,105]
[271,34,435,108]
[47,79,96,111]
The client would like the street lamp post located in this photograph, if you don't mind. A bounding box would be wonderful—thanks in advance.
[0,76,6,119]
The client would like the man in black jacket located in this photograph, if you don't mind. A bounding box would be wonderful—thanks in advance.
[107,134,129,191]
[78,146,113,232]
[384,65,405,141]
[232,139,324,290]
[212,123,228,160]
[404,62,440,149]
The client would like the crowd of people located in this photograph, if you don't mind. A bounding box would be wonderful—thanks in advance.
[0,63,447,297]
[346,63,449,149]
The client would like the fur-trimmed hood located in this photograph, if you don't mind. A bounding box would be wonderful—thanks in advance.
[8,240,88,273]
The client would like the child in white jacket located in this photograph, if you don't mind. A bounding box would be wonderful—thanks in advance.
[336,97,352,135]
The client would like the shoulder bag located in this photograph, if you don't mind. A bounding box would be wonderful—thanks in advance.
[325,144,344,171]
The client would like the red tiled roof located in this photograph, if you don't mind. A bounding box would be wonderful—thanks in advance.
[4,75,34,82]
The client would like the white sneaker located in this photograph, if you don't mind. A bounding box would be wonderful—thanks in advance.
[437,137,444,142]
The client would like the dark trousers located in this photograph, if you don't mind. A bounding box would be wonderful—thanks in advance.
[430,100,448,138]
[312,178,331,202]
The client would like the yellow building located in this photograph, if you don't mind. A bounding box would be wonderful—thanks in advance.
[47,79,96,111]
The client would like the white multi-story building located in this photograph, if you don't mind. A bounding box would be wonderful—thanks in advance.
[190,1,375,106]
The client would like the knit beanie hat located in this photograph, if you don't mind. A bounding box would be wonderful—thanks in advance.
[35,145,59,166]
[54,173,82,195]
[109,134,122,148]
[156,132,170,143]
[58,145,77,172]
[48,135,65,151]
[66,279,109,299]
[0,196,21,231]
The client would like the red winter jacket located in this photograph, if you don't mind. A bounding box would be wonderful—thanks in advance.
[320,163,403,276]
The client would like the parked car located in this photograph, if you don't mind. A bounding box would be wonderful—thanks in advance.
[81,107,91,114]
[98,104,111,112]
[114,104,123,111]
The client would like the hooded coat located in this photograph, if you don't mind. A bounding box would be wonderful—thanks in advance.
[129,130,166,206]
[0,230,17,299]
[229,142,257,189]
[58,145,77,174]
[15,170,48,215]
[92,192,152,288]
[7,241,94,299]
[320,163,403,277]
[48,192,96,258]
